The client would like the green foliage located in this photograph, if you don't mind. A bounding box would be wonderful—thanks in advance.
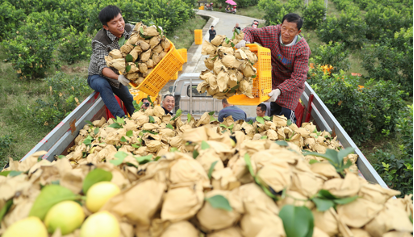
[361,27,413,96]
[25,73,92,128]
[307,67,406,144]
[258,0,303,26]
[0,1,26,41]
[365,4,412,43]
[317,6,367,49]
[302,0,326,30]
[310,41,350,73]
[0,135,15,163]
[374,105,414,196]
[58,26,93,65]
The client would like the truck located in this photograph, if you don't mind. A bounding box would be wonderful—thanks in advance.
[19,73,388,189]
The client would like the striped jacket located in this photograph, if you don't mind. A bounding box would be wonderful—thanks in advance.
[243,25,311,111]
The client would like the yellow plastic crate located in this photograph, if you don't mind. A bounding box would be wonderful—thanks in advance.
[130,90,158,104]
[171,71,178,80]
[131,40,184,96]
[177,48,188,63]
[199,6,204,10]
[194,29,203,45]
[228,44,272,105]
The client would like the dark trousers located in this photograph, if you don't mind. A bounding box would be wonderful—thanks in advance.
[87,75,135,118]
[270,102,296,124]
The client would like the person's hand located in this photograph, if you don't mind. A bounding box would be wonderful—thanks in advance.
[235,39,246,49]
[118,74,130,86]
[268,89,281,102]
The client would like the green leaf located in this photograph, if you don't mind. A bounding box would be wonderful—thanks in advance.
[219,124,228,129]
[337,147,355,163]
[256,116,265,124]
[120,136,127,143]
[201,141,210,150]
[0,199,13,224]
[126,130,133,137]
[243,153,255,177]
[312,197,335,211]
[108,123,123,128]
[85,120,93,126]
[275,140,289,146]
[208,111,215,116]
[126,54,133,62]
[0,171,11,177]
[126,64,131,73]
[29,185,77,220]
[83,135,93,146]
[333,196,358,205]
[208,161,218,179]
[135,155,152,164]
[116,116,125,125]
[94,127,99,135]
[210,116,218,122]
[9,171,23,177]
[149,116,155,123]
[254,177,277,199]
[261,135,268,139]
[287,119,292,126]
[118,36,126,47]
[263,116,271,121]
[110,151,129,166]
[166,124,174,129]
[251,74,257,78]
[57,155,66,159]
[247,120,254,125]
[231,42,235,48]
[206,195,233,211]
[317,189,337,199]
[309,159,319,164]
[279,205,314,237]
[187,113,192,123]
[170,147,179,152]
[193,150,199,159]
[132,143,140,148]
[82,169,113,194]
[171,109,182,121]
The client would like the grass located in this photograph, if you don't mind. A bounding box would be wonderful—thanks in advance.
[167,15,207,50]
[236,6,266,19]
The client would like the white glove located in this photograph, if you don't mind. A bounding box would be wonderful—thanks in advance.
[235,39,246,49]
[118,74,130,86]
[268,89,281,102]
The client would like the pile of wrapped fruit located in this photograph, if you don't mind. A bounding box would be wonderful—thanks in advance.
[0,107,412,237]
[198,32,257,99]
[104,22,170,85]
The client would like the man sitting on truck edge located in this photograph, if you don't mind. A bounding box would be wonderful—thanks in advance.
[87,5,135,119]
[246,103,267,122]
[218,99,247,122]
[162,94,175,115]
[235,13,311,124]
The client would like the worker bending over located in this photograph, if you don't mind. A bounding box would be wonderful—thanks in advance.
[236,13,311,123]
[87,5,135,118]
[218,99,247,122]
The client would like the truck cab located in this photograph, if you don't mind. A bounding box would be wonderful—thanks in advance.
[169,73,223,117]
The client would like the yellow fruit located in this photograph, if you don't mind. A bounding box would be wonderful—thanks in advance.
[80,211,120,237]
[86,181,120,212]
[3,216,48,237]
[44,200,85,235]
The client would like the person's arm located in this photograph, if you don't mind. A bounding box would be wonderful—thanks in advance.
[218,110,225,122]
[276,47,310,95]
[242,26,278,48]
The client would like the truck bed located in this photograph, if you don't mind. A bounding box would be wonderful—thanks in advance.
[20,82,388,189]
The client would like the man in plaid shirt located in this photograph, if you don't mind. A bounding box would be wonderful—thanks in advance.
[236,13,311,123]
[87,5,135,118]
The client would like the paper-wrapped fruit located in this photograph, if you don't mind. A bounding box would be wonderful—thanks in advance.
[0,108,412,237]
[104,22,171,85]
[199,31,258,99]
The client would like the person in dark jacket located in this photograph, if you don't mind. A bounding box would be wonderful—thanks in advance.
[209,25,216,42]
[218,99,247,122]
[87,5,135,118]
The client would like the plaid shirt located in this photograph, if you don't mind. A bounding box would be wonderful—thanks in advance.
[88,24,134,89]
[243,25,311,111]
